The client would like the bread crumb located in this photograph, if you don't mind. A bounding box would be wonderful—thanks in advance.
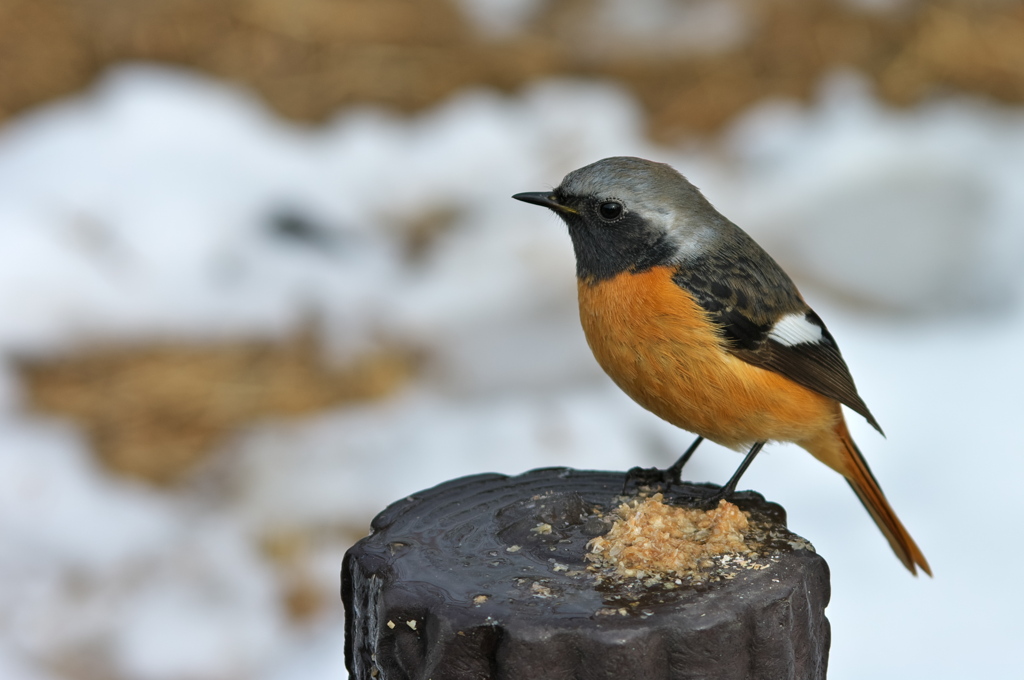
[530,582,554,598]
[587,494,751,579]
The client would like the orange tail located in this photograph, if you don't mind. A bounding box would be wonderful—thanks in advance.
[835,422,932,576]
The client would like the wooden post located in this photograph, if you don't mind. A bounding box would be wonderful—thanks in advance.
[342,467,830,680]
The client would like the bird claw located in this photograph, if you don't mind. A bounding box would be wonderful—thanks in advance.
[620,465,675,495]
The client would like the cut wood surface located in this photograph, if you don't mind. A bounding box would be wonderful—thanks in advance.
[343,467,831,680]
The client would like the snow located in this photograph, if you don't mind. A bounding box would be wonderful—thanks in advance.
[108,525,286,680]
[0,421,173,569]
[0,63,1022,679]
[720,72,1024,314]
[454,0,549,36]
[456,0,750,54]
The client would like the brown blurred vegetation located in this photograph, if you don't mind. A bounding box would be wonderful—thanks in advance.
[18,327,417,484]
[1,0,1022,141]
[6,0,1023,483]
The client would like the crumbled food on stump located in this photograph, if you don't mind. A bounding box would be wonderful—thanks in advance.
[587,494,752,579]
[344,469,830,679]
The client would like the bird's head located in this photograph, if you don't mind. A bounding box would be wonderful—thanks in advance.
[514,156,727,282]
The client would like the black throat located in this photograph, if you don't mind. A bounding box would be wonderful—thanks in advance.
[563,211,677,284]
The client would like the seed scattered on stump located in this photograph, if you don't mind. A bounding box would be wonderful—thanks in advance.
[587,494,752,580]
[344,469,830,679]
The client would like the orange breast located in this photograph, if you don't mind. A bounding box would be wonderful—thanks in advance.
[577,267,840,449]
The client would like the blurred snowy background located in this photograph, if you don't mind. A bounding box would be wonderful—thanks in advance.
[1,0,1023,679]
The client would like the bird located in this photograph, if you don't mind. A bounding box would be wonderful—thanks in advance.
[513,156,930,576]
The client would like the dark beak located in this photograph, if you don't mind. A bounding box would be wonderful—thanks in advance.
[512,192,576,214]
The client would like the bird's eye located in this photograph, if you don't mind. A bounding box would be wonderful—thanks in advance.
[598,201,623,220]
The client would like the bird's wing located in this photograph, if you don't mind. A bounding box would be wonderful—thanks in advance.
[673,260,884,435]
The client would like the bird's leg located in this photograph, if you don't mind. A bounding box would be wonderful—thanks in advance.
[698,441,766,507]
[666,435,704,483]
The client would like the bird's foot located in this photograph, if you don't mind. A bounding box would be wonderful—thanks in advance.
[686,487,731,510]
[620,465,676,495]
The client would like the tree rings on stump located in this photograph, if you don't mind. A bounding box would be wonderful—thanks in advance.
[342,467,830,680]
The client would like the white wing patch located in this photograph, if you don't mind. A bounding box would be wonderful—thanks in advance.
[768,313,824,347]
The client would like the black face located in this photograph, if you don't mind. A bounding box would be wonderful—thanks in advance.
[547,191,677,283]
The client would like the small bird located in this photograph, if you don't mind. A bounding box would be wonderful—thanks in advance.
[514,156,930,576]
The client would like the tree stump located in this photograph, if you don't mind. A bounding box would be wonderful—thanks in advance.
[342,467,830,680]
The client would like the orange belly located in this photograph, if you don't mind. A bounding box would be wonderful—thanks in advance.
[577,267,840,450]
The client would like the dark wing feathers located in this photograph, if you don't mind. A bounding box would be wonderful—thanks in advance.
[731,332,884,435]
[713,307,770,351]
[673,259,884,436]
